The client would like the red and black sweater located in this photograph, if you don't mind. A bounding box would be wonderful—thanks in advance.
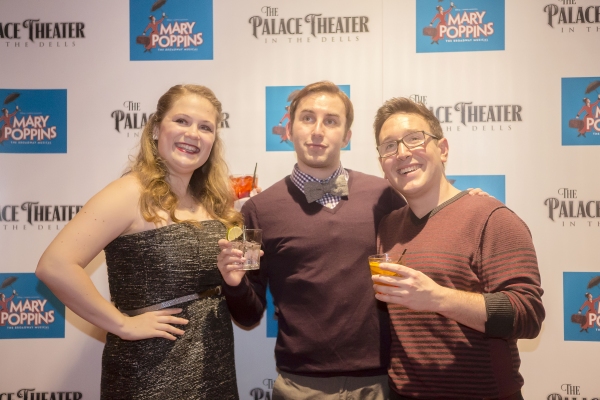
[378,191,544,399]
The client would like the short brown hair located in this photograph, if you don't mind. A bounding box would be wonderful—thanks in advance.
[373,97,443,145]
[289,81,354,133]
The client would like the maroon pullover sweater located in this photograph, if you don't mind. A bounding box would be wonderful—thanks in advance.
[223,170,406,377]
[378,191,544,399]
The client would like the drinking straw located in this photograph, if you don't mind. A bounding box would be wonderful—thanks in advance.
[252,163,258,189]
[398,248,407,264]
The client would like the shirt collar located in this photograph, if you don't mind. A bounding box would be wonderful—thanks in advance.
[291,164,348,193]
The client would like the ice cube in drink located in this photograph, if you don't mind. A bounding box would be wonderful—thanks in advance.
[241,240,261,270]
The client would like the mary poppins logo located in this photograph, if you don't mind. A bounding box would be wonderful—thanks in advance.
[129,0,214,61]
[0,273,65,339]
[561,77,600,146]
[564,272,600,342]
[416,0,505,53]
[0,89,67,154]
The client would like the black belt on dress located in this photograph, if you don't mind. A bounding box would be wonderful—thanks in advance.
[119,286,222,317]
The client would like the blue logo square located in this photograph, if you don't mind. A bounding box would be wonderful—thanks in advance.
[130,0,213,61]
[266,286,277,338]
[446,175,506,204]
[564,272,600,341]
[416,0,505,53]
[0,273,66,339]
[561,77,600,146]
[0,89,67,154]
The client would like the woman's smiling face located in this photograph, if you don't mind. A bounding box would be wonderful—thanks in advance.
[156,93,218,180]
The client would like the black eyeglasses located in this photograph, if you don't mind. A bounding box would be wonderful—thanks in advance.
[376,131,438,158]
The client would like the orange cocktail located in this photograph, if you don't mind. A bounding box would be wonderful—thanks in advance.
[368,253,401,287]
[369,253,406,286]
[230,175,257,199]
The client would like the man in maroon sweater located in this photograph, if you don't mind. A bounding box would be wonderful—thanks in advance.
[371,98,544,400]
[217,81,406,399]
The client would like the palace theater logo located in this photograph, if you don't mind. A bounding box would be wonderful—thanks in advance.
[564,272,600,342]
[129,0,213,61]
[0,19,85,48]
[545,383,600,399]
[0,201,83,231]
[562,77,600,146]
[416,0,505,53]
[109,100,231,138]
[248,6,371,44]
[111,100,152,138]
[249,378,275,400]
[0,389,82,399]
[0,89,67,153]
[265,84,351,152]
[0,273,65,339]
[543,0,600,33]
[409,94,523,133]
[544,188,600,228]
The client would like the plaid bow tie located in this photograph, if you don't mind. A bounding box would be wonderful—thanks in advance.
[304,175,349,203]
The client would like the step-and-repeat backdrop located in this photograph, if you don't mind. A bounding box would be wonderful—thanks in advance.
[1,0,599,398]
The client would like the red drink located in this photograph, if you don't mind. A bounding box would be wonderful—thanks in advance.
[230,175,256,199]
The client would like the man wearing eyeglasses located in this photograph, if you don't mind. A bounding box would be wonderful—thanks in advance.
[371,97,545,400]
[218,84,485,399]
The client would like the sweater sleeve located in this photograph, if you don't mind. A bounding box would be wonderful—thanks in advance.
[221,198,269,327]
[479,207,545,340]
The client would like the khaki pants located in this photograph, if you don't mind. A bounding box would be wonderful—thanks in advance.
[273,371,389,400]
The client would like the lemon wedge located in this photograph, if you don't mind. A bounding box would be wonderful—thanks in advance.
[227,226,243,241]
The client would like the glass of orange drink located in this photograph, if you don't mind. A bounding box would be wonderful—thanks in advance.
[368,253,401,287]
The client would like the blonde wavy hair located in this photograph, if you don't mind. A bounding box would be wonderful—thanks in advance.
[129,84,241,228]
